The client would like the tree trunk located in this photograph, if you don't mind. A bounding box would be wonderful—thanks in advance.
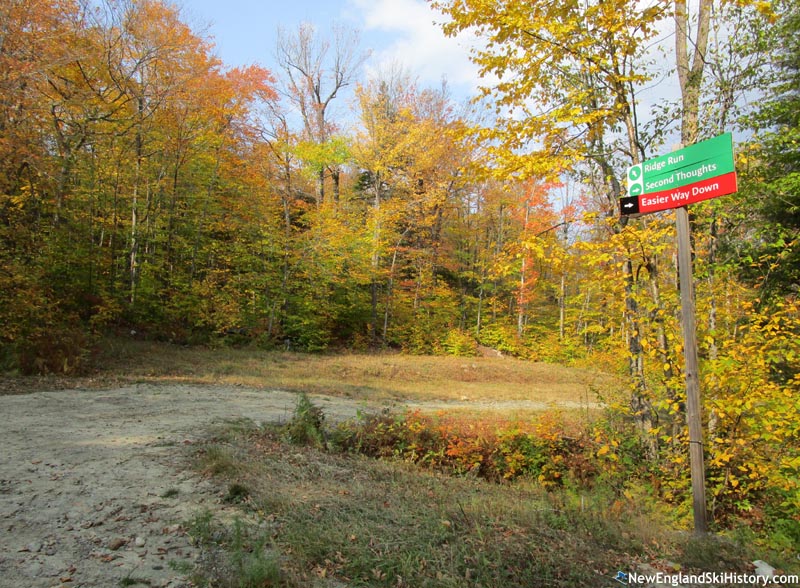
[559,272,566,340]
[370,172,382,345]
[591,131,656,457]
[517,201,530,337]
[675,0,712,145]
[331,167,340,203]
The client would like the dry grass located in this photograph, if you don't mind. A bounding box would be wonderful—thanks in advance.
[189,421,754,588]
[87,338,622,407]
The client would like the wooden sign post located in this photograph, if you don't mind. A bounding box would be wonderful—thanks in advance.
[675,204,708,533]
[622,133,738,533]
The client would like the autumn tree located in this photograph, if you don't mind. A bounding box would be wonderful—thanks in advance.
[687,0,800,531]
[0,0,86,371]
[275,23,367,204]
[351,71,475,349]
[352,69,416,344]
[737,0,800,298]
[0,0,282,368]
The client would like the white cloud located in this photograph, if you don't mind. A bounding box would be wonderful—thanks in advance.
[348,0,485,96]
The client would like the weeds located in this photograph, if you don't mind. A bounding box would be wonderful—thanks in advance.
[186,509,215,546]
[161,488,180,499]
[167,559,193,574]
[333,409,643,486]
[284,392,325,448]
[197,444,240,477]
[229,519,283,588]
[223,482,250,504]
[190,415,767,588]
[186,509,285,588]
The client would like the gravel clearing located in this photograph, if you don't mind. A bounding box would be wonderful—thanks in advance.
[0,384,370,588]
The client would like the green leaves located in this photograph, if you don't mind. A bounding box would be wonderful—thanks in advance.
[293,136,352,176]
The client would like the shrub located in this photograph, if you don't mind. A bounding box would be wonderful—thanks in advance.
[440,328,478,357]
[285,393,326,448]
[11,317,95,376]
[477,322,531,357]
[338,410,607,487]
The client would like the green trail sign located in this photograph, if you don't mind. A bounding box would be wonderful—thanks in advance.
[619,132,741,534]
[621,133,737,215]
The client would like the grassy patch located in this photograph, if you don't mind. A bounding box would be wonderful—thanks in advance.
[84,337,619,407]
[190,420,759,588]
[118,575,150,587]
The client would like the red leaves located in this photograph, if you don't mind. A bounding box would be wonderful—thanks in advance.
[339,410,597,486]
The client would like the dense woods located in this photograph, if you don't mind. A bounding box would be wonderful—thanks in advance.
[1,0,798,541]
[0,0,568,362]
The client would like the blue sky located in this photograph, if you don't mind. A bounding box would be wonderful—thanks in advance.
[182,0,482,101]
[181,0,683,147]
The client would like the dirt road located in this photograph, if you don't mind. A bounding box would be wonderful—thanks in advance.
[0,384,371,588]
